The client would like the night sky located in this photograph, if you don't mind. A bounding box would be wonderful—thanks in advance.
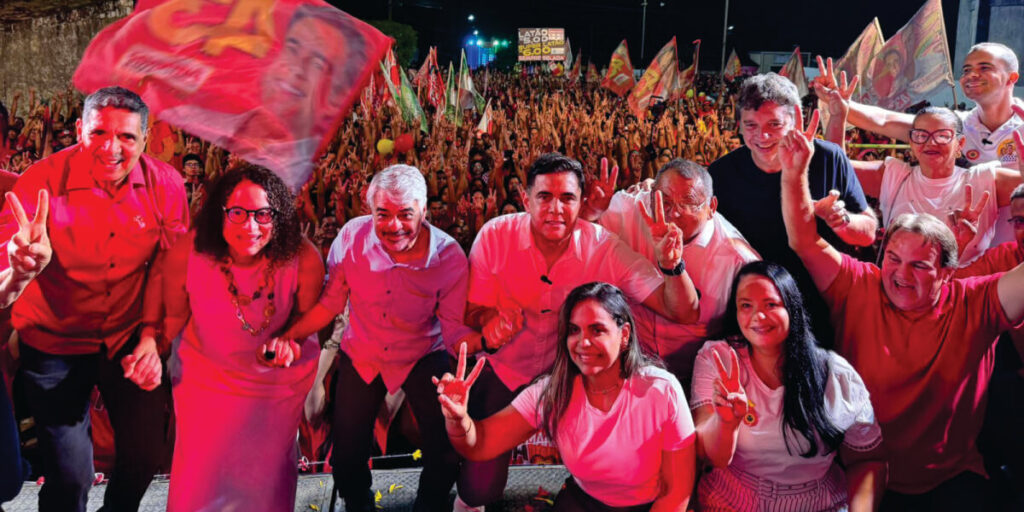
[331,0,963,69]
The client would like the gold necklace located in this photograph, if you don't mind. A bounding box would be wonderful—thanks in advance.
[219,257,277,336]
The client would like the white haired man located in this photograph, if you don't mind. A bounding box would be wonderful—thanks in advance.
[278,164,478,511]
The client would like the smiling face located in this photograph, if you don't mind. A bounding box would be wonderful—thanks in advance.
[739,101,794,172]
[525,171,582,244]
[909,113,963,174]
[960,48,1019,105]
[222,180,274,262]
[567,298,629,379]
[653,172,716,241]
[735,274,790,356]
[880,230,952,312]
[77,106,147,184]
[372,190,425,255]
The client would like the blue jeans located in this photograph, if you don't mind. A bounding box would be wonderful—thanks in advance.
[18,341,172,512]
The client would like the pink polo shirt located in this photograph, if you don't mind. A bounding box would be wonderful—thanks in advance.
[0,145,188,356]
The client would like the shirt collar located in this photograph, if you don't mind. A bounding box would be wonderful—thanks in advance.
[690,215,716,248]
[66,146,146,191]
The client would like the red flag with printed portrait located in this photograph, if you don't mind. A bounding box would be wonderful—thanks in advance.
[73,0,390,190]
[601,40,635,96]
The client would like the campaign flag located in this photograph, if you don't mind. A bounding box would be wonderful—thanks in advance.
[476,98,494,135]
[677,39,701,95]
[567,50,582,82]
[382,46,402,103]
[601,40,635,96]
[414,46,434,87]
[779,46,809,97]
[724,49,742,80]
[444,62,461,125]
[73,0,390,190]
[628,37,678,118]
[394,66,428,134]
[360,73,374,117]
[458,49,486,112]
[834,18,884,97]
[859,0,954,111]
[425,49,445,110]
[586,61,600,83]
[549,61,565,76]
[564,38,574,71]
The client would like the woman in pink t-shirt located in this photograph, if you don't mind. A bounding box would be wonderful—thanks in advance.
[692,261,886,511]
[436,282,696,511]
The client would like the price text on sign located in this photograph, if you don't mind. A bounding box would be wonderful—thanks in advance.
[517,27,565,62]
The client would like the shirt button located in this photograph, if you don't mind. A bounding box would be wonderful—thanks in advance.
[105,291,111,297]
[109,232,115,238]
[109,263,115,268]
[386,290,391,294]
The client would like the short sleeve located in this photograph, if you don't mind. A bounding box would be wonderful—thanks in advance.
[319,223,355,314]
[825,353,883,452]
[510,377,547,429]
[878,157,912,225]
[690,340,730,409]
[467,222,500,307]
[828,142,870,215]
[607,235,663,304]
[658,371,696,451]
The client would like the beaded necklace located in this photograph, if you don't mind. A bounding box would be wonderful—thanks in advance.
[219,257,276,336]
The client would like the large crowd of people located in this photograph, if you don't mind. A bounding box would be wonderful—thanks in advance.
[0,37,1022,512]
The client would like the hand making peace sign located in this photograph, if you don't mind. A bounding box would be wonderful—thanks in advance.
[778,105,820,177]
[711,345,748,426]
[434,342,487,427]
[948,183,991,255]
[639,190,684,270]
[6,189,51,277]
[583,157,620,218]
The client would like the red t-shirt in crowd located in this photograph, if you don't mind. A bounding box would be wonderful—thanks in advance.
[0,145,188,356]
[954,241,1024,278]
[823,254,1016,494]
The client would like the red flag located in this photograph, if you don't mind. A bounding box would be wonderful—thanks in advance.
[628,37,678,118]
[601,40,635,96]
[425,50,445,110]
[414,46,434,87]
[724,49,742,80]
[586,61,600,83]
[778,46,809,97]
[677,39,701,96]
[476,99,494,135]
[382,46,402,103]
[73,0,390,190]
[567,50,582,82]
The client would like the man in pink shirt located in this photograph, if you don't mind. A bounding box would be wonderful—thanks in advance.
[778,109,1024,510]
[0,86,188,512]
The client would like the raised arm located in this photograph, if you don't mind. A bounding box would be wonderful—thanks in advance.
[780,105,844,292]
[639,191,700,324]
[813,56,913,142]
[0,190,50,308]
[693,346,747,467]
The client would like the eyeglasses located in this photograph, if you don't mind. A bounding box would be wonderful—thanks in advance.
[1007,217,1024,228]
[659,197,708,215]
[909,128,956,145]
[223,206,276,225]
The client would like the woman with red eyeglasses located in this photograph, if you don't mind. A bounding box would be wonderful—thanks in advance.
[160,165,324,510]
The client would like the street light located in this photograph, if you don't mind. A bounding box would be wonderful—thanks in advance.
[473,29,479,36]
[468,14,475,21]
[719,0,730,75]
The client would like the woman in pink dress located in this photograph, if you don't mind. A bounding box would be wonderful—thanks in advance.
[162,165,324,511]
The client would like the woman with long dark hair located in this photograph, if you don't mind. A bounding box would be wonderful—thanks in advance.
[692,261,886,511]
[437,282,696,511]
[160,165,324,510]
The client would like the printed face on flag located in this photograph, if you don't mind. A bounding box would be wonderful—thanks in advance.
[73,0,389,190]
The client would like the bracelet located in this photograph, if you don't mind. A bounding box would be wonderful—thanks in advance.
[659,260,685,276]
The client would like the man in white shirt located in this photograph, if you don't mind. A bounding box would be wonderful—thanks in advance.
[584,158,759,388]
[279,165,478,512]
[455,152,700,508]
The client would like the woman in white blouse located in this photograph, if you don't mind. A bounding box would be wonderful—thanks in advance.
[436,282,696,511]
[692,261,886,511]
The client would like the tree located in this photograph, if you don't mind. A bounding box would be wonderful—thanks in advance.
[367,20,417,67]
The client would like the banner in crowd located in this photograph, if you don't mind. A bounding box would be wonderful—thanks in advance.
[476,99,494,135]
[567,50,582,82]
[628,37,678,118]
[779,46,809,97]
[398,64,428,134]
[414,46,435,87]
[382,47,402,104]
[835,18,885,97]
[74,0,390,190]
[677,39,701,93]
[565,37,574,71]
[859,0,954,111]
[424,49,445,111]
[602,40,635,97]
[724,49,742,80]
[458,49,486,112]
[517,27,566,62]
[586,61,600,83]
[443,61,460,125]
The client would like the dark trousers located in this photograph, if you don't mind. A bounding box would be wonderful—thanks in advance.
[331,350,458,512]
[18,341,172,512]
[880,471,991,511]
[456,364,518,506]
[553,477,653,512]
[0,375,28,502]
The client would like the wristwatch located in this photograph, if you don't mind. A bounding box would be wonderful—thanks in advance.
[659,260,686,276]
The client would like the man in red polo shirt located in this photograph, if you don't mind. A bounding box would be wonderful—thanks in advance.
[778,109,1024,510]
[0,86,188,512]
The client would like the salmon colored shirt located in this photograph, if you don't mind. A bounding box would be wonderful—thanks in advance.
[0,146,188,356]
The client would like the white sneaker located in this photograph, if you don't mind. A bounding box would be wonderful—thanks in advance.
[452,495,485,512]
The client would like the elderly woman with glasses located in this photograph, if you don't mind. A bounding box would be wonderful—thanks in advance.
[826,92,1024,265]
[160,165,324,510]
